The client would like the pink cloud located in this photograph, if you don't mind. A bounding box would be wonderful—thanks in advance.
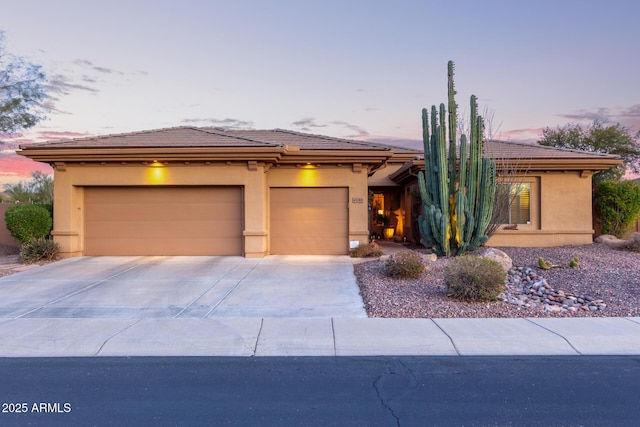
[0,129,85,186]
[0,154,53,185]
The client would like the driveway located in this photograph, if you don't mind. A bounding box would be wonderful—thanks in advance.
[0,256,366,318]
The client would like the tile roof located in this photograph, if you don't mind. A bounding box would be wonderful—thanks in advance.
[20,126,420,153]
[215,128,419,153]
[21,127,282,149]
[484,140,622,160]
[19,126,620,162]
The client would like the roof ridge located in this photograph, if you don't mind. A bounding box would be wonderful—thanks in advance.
[195,127,281,147]
[271,128,393,151]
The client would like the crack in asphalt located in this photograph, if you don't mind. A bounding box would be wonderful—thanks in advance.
[372,359,420,426]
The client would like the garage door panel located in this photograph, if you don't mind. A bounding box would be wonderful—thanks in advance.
[87,204,240,223]
[87,238,241,256]
[270,188,348,255]
[270,219,347,237]
[85,186,242,256]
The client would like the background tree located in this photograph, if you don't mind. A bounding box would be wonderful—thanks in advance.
[538,121,640,182]
[3,171,53,204]
[0,30,46,137]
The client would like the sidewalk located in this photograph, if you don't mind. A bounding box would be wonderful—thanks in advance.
[0,316,639,357]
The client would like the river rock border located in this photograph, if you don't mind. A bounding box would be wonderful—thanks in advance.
[500,267,606,314]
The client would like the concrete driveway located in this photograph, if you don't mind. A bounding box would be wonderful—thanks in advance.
[0,256,366,318]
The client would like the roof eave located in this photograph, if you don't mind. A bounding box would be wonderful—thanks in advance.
[16,146,288,163]
[389,158,624,185]
[16,146,395,166]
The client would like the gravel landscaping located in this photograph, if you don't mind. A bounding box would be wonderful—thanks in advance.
[355,243,640,318]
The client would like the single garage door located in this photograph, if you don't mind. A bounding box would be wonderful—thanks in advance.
[85,186,242,256]
[270,187,348,255]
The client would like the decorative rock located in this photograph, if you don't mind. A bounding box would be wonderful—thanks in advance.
[503,262,606,315]
[422,253,438,262]
[478,248,513,272]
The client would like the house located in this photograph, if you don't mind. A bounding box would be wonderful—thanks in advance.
[17,127,622,257]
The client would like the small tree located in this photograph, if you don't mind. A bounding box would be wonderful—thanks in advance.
[594,180,640,238]
[485,156,531,237]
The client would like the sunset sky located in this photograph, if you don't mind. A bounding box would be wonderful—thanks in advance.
[1,0,639,186]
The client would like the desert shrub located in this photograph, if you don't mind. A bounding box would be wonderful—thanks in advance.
[445,256,506,302]
[19,237,60,263]
[350,242,384,258]
[385,250,425,278]
[595,180,640,238]
[4,204,53,243]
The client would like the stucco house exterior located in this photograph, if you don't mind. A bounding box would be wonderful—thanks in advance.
[17,127,622,257]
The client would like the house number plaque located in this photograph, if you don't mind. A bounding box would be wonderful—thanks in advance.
[352,197,364,203]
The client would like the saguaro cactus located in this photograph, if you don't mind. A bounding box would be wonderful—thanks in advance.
[417,61,496,256]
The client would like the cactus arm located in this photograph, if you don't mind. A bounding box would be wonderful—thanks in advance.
[447,60,458,199]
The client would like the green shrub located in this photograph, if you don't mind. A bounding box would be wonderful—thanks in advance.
[4,204,53,243]
[385,250,425,278]
[445,256,506,302]
[350,242,384,258]
[595,180,640,238]
[19,237,60,263]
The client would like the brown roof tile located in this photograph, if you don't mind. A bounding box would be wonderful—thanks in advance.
[21,127,281,149]
[211,128,420,153]
[21,126,422,154]
[485,140,622,160]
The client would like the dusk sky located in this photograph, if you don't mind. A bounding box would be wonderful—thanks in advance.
[1,0,639,186]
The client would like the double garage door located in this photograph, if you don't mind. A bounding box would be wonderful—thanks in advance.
[84,186,349,256]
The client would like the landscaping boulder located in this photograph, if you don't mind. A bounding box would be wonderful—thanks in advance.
[422,253,438,262]
[595,234,629,249]
[477,248,512,272]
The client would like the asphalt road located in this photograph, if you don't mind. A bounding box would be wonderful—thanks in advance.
[1,356,639,426]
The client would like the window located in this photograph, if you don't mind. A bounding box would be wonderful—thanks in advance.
[496,183,531,225]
